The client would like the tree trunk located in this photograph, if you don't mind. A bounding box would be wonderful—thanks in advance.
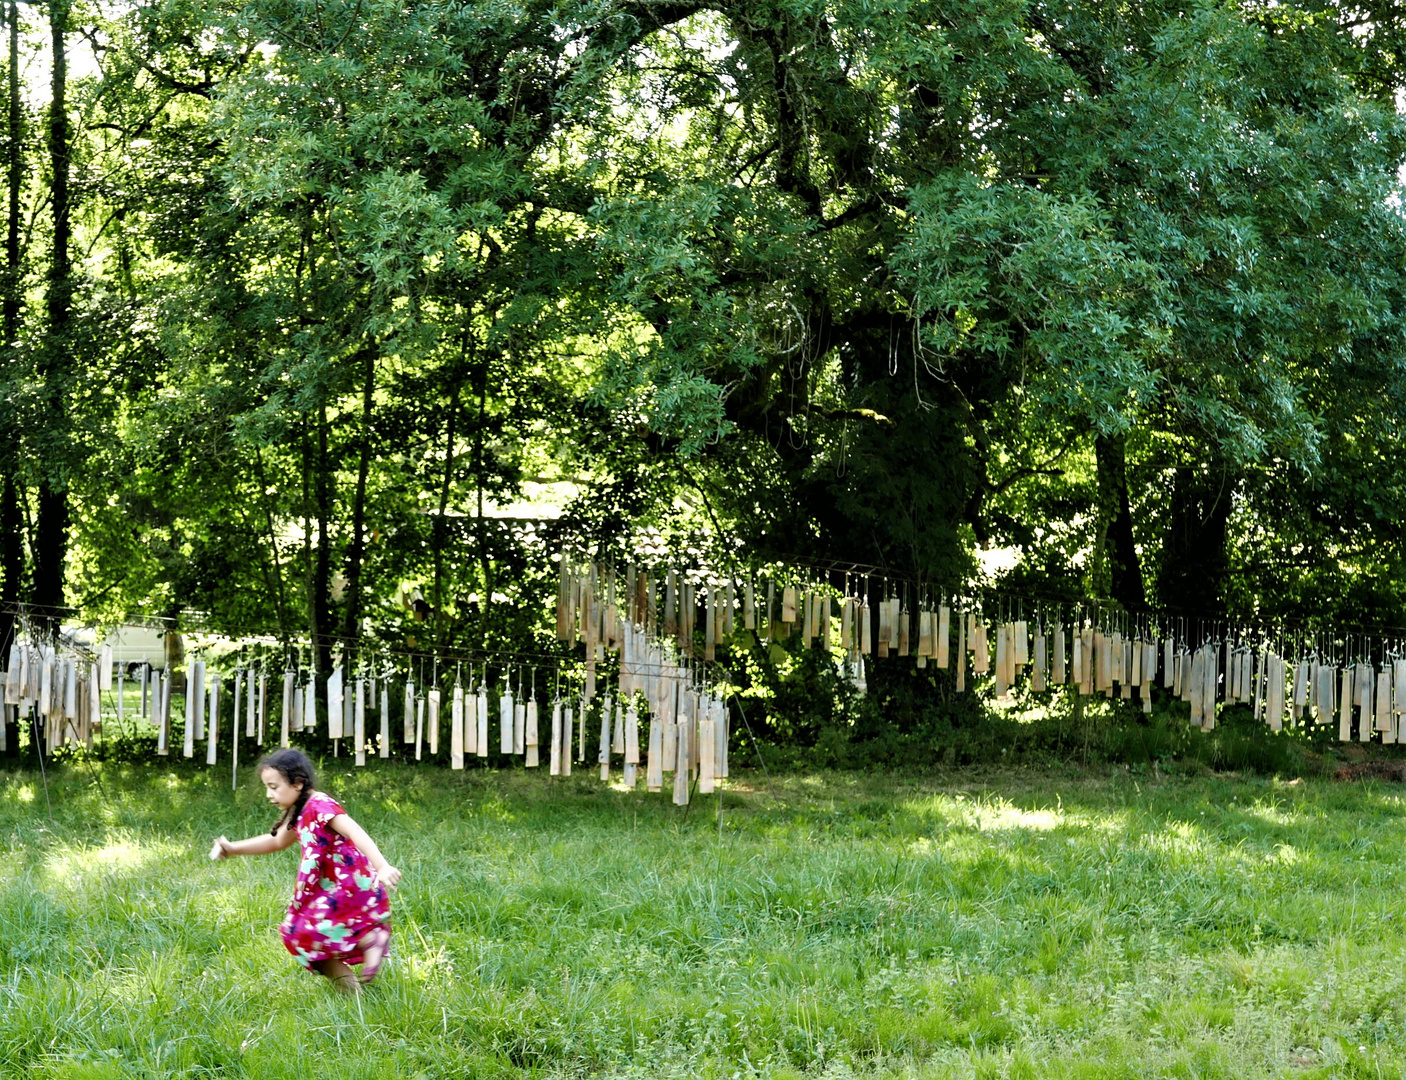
[301,421,314,649]
[3,0,18,340]
[472,348,491,639]
[432,327,472,648]
[1158,462,1234,618]
[253,445,289,641]
[340,347,375,659]
[312,402,332,679]
[1094,432,1145,611]
[0,0,24,681]
[34,0,69,621]
[433,381,460,648]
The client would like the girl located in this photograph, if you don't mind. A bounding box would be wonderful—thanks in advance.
[211,749,401,993]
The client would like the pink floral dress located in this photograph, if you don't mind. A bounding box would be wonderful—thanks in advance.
[279,792,391,972]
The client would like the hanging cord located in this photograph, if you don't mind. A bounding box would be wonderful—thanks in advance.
[30,708,53,827]
[717,665,779,805]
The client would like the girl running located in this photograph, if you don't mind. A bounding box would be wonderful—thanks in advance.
[210,749,400,993]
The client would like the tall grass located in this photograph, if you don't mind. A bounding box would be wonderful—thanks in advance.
[0,760,1402,1078]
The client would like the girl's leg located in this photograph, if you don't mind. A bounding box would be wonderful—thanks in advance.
[356,927,391,985]
[312,957,360,994]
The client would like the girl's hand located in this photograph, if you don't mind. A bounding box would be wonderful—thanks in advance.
[210,836,231,861]
[376,865,402,893]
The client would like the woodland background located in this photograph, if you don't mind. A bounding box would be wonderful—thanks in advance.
[4,0,1406,761]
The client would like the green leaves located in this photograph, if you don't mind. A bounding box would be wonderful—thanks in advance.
[898,177,1168,438]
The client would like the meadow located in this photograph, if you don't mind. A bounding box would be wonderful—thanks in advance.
[0,758,1404,1079]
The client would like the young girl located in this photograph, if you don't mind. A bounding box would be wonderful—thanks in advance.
[211,749,401,992]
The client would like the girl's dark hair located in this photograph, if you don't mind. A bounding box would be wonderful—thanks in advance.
[258,749,316,836]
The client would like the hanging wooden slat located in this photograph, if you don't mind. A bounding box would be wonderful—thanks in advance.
[598,696,613,781]
[625,704,640,766]
[646,710,664,791]
[1395,659,1406,735]
[1077,628,1092,695]
[452,685,465,769]
[499,684,514,755]
[206,675,220,765]
[354,678,367,766]
[258,671,269,746]
[1377,666,1393,737]
[704,585,716,661]
[1334,666,1349,741]
[682,582,696,654]
[291,675,304,733]
[971,621,988,674]
[1250,650,1263,720]
[1189,649,1205,727]
[549,698,562,775]
[699,712,715,794]
[1096,633,1112,693]
[525,696,539,766]
[672,707,690,805]
[379,683,391,759]
[560,700,572,775]
[1205,646,1220,729]
[956,611,966,692]
[1267,655,1284,732]
[993,625,1009,697]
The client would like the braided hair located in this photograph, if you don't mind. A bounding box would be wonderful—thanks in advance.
[259,749,316,836]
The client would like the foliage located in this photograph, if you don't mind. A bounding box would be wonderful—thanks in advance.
[0,0,1404,743]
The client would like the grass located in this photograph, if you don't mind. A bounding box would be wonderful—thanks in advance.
[0,759,1404,1078]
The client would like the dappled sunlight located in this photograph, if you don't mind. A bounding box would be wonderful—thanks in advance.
[42,837,181,888]
[466,797,520,824]
[1137,819,1220,860]
[971,804,1061,832]
[1236,802,1309,827]
[900,793,1130,839]
[932,832,1055,876]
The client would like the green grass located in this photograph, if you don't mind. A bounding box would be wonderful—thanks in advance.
[0,760,1404,1078]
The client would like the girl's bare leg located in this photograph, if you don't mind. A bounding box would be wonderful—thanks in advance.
[357,927,391,985]
[312,957,360,994]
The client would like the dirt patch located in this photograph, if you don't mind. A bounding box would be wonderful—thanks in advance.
[1333,760,1406,782]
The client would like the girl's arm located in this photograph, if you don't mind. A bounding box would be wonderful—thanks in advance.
[212,828,298,858]
[329,814,402,892]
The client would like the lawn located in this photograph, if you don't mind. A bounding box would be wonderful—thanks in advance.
[0,758,1402,1079]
